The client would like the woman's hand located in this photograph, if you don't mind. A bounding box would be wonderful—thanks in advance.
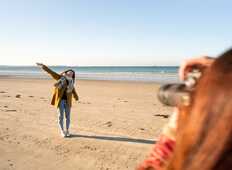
[36,63,44,67]
[179,56,215,81]
[76,95,79,101]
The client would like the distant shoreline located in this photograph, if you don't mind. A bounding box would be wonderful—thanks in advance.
[0,65,179,67]
[0,76,163,85]
[0,66,179,83]
[0,74,179,84]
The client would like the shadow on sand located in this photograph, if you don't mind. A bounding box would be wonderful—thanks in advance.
[69,134,156,145]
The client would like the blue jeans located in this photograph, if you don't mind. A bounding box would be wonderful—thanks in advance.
[58,100,71,131]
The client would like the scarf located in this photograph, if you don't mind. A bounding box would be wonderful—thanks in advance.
[56,76,74,93]
[64,76,74,93]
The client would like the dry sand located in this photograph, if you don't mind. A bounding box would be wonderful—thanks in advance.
[0,78,172,170]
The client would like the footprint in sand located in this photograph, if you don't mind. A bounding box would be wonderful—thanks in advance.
[103,121,113,127]
[15,94,21,98]
[117,98,128,103]
[52,144,70,155]
[29,95,34,98]
[154,114,169,119]
[0,91,7,93]
[5,109,17,112]
[83,145,97,151]
[8,160,15,167]
[78,101,91,105]
[139,128,145,131]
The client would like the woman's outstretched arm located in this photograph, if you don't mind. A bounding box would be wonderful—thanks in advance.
[36,63,61,80]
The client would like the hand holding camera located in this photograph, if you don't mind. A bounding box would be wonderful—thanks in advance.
[158,56,215,107]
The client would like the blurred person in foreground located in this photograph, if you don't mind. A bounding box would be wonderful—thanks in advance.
[137,48,232,170]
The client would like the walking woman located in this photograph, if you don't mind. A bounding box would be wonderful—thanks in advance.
[36,63,79,137]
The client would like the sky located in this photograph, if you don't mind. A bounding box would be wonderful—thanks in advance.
[0,0,231,66]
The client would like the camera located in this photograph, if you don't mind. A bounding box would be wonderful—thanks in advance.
[157,70,201,107]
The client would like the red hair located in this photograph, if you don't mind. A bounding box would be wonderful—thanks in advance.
[167,48,232,170]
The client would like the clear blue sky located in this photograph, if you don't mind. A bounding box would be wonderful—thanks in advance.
[0,0,231,66]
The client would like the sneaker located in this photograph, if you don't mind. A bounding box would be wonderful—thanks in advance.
[60,130,66,138]
[66,130,71,137]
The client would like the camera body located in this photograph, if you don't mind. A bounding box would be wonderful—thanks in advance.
[157,70,201,107]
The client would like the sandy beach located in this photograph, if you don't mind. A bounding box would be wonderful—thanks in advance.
[0,78,172,170]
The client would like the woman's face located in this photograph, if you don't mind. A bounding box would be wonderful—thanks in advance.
[65,71,74,78]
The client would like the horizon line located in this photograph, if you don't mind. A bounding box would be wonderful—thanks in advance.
[0,64,180,67]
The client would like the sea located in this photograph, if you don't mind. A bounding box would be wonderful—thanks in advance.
[0,66,180,84]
